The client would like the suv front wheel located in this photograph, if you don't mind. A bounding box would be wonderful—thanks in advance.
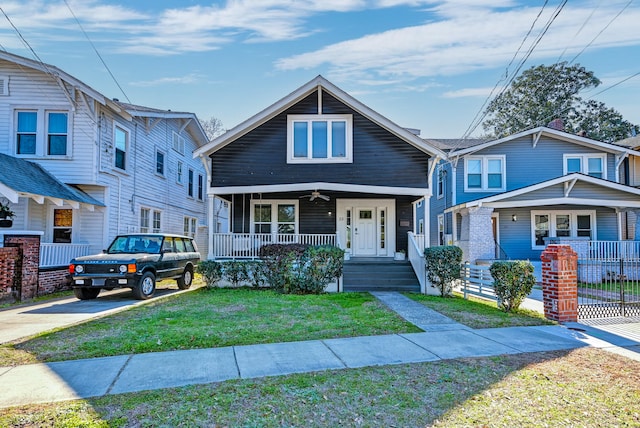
[74,287,100,300]
[133,271,156,300]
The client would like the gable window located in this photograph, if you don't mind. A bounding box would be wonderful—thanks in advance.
[564,154,606,178]
[172,132,185,154]
[114,126,127,170]
[531,210,595,249]
[0,75,8,96]
[47,112,68,155]
[464,155,505,191]
[251,200,298,235]
[188,169,194,197]
[287,114,352,163]
[155,149,165,176]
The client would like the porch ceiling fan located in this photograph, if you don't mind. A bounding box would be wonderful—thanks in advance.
[299,190,330,202]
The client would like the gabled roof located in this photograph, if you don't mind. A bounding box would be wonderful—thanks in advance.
[448,127,640,158]
[114,101,208,146]
[0,50,128,116]
[194,75,446,159]
[0,154,104,209]
[617,135,640,149]
[446,173,640,212]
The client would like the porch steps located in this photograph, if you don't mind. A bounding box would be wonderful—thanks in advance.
[343,258,420,292]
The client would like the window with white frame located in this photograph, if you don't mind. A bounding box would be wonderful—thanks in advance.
[251,200,298,234]
[197,174,204,200]
[437,214,445,246]
[53,208,73,243]
[172,132,185,154]
[436,165,445,199]
[188,168,194,197]
[156,149,165,176]
[464,155,505,191]
[184,216,197,238]
[140,208,150,233]
[564,154,606,178]
[176,161,183,184]
[531,210,595,249]
[287,114,352,163]
[15,109,70,156]
[114,125,128,170]
[152,210,161,233]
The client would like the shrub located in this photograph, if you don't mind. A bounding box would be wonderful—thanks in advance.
[490,260,536,312]
[424,246,463,297]
[196,261,223,288]
[244,261,268,289]
[221,260,249,287]
[259,243,343,294]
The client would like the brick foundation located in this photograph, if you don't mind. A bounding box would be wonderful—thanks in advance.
[39,268,72,294]
[541,244,578,322]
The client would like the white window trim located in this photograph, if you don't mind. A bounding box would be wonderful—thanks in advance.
[140,207,150,233]
[155,148,166,177]
[437,214,445,246]
[114,124,128,170]
[152,209,162,233]
[464,155,506,192]
[530,209,596,250]
[563,153,607,178]
[436,165,445,199]
[249,199,299,235]
[176,161,184,185]
[286,114,353,164]
[13,107,72,157]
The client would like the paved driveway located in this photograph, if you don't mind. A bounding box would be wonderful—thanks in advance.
[0,284,199,344]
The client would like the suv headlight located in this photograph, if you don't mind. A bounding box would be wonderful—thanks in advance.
[75,265,84,273]
[119,264,128,273]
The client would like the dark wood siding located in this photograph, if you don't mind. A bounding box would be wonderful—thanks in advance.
[211,90,430,189]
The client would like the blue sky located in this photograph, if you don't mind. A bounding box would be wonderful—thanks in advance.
[0,0,639,138]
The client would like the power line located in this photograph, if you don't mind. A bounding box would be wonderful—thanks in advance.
[62,0,133,105]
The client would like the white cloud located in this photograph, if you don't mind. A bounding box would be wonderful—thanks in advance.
[130,73,205,87]
[442,87,501,98]
[275,2,640,86]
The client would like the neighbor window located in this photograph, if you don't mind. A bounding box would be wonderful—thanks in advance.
[114,126,127,170]
[531,210,595,249]
[52,208,72,243]
[287,114,352,163]
[184,216,197,238]
[564,154,606,179]
[188,169,194,197]
[251,200,298,235]
[464,155,505,191]
[140,208,150,233]
[47,112,68,155]
[155,149,165,176]
[172,132,185,154]
[16,109,70,156]
[176,161,183,184]
[152,210,161,233]
[197,174,204,200]
[436,165,445,199]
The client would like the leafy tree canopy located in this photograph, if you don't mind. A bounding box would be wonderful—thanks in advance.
[482,62,638,142]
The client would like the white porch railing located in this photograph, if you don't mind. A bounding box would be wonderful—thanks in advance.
[211,233,337,259]
[40,243,92,268]
[408,232,426,292]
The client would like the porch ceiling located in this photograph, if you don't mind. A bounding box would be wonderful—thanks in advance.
[208,182,432,197]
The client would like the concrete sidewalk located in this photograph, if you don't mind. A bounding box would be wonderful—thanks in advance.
[2,291,638,409]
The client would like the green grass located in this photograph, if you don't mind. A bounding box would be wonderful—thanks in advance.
[1,348,638,427]
[407,293,554,329]
[1,288,423,365]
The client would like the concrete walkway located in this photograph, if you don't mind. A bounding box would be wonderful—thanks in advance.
[2,291,639,409]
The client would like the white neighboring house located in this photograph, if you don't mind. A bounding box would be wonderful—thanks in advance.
[0,50,227,279]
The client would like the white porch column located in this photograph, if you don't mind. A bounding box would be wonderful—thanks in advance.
[458,206,495,263]
[207,193,215,260]
[423,194,430,250]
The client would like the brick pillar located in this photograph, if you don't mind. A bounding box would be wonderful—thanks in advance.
[541,244,578,322]
[4,234,41,300]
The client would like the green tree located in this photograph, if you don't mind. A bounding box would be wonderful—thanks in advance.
[482,62,638,142]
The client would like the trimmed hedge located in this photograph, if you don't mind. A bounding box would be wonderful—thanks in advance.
[424,245,463,297]
[489,260,536,312]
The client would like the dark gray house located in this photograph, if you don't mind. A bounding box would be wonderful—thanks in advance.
[194,76,445,274]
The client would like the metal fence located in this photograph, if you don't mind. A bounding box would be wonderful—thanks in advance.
[577,241,640,319]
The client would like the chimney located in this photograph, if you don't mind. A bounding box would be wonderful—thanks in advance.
[547,118,564,131]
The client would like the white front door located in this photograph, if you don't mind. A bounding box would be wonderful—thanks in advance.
[354,208,376,256]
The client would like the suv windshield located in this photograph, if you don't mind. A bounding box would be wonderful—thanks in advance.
[107,235,164,254]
